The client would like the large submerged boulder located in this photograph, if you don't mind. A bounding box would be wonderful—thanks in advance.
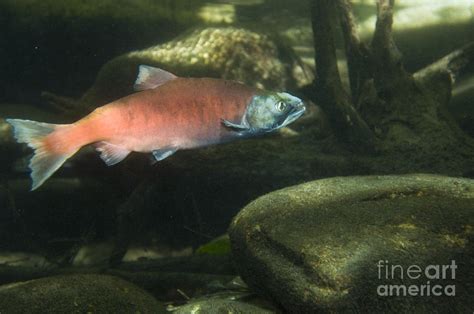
[74,27,308,111]
[229,174,474,312]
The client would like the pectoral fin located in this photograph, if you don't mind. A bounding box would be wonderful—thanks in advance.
[95,142,131,166]
[152,147,178,163]
[221,119,250,131]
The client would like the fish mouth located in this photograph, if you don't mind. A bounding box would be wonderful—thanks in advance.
[279,102,306,128]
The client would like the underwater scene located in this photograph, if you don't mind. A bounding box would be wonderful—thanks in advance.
[0,0,473,312]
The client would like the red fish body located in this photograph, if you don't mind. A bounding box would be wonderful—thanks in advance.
[84,78,258,152]
[7,66,305,190]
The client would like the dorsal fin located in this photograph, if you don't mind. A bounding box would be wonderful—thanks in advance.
[134,65,177,91]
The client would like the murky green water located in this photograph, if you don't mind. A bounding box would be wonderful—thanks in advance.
[0,1,473,312]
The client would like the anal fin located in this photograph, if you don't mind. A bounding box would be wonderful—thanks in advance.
[95,142,131,166]
[152,147,178,163]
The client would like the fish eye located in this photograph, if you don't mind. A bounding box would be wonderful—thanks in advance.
[276,101,287,112]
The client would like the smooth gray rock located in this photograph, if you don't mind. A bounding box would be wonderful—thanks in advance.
[169,291,279,314]
[229,174,474,313]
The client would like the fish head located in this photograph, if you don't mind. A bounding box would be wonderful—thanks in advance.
[245,92,305,132]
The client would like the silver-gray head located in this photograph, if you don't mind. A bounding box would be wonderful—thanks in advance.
[222,91,305,135]
[245,92,305,131]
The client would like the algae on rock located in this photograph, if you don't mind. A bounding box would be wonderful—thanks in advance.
[0,274,166,313]
[46,27,308,115]
[229,174,474,313]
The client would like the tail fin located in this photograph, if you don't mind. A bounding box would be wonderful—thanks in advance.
[7,119,75,190]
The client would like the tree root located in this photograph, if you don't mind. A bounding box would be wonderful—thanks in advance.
[338,0,372,104]
[310,0,474,173]
[414,42,474,87]
[310,0,375,151]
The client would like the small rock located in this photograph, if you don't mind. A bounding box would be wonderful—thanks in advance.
[169,291,279,314]
[229,174,474,312]
[0,274,166,313]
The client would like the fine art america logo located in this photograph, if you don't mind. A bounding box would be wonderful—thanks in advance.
[377,260,457,297]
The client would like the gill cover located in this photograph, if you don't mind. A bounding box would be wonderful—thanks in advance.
[222,92,305,134]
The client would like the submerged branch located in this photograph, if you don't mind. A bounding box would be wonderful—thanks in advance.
[414,42,474,86]
[372,0,398,64]
[371,0,410,92]
[41,91,89,118]
[414,43,474,131]
[311,0,375,151]
[311,0,342,88]
[338,0,372,104]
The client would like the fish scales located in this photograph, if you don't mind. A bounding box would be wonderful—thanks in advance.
[7,66,305,190]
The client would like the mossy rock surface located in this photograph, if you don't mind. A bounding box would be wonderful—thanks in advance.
[196,234,231,256]
[0,274,166,313]
[229,174,474,313]
[79,27,304,109]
